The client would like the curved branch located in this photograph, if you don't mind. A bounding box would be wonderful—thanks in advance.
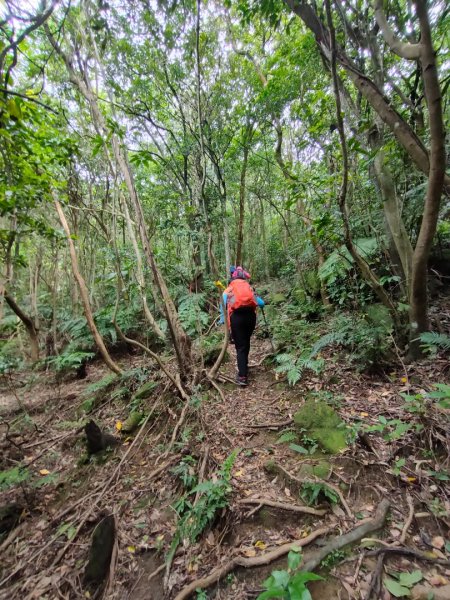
[374,0,421,60]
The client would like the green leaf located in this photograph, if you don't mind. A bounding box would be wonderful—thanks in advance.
[289,443,309,455]
[269,570,290,588]
[384,577,411,597]
[287,548,302,570]
[256,589,286,599]
[398,571,423,587]
[7,98,22,120]
[276,431,297,445]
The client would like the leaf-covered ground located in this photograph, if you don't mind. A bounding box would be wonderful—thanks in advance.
[1,330,449,600]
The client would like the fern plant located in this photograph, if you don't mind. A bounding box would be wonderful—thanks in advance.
[419,332,450,356]
[275,352,324,385]
[177,292,209,336]
[168,450,238,560]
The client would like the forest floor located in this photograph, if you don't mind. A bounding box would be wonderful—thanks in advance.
[1,327,450,600]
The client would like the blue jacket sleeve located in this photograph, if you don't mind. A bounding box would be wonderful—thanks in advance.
[256,295,265,308]
[219,292,228,324]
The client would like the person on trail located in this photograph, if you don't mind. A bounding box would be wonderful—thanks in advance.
[219,266,264,386]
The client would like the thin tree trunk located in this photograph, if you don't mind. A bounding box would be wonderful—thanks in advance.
[3,290,40,361]
[120,197,165,340]
[325,0,396,313]
[374,150,413,288]
[236,123,253,265]
[408,0,446,357]
[54,195,122,375]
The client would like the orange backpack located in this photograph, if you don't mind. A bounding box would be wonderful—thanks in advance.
[225,279,257,324]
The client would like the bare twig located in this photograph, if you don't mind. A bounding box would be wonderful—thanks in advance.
[399,494,415,544]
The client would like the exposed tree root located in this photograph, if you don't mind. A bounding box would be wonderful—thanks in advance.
[301,499,390,572]
[237,497,327,516]
[245,419,293,430]
[173,526,332,600]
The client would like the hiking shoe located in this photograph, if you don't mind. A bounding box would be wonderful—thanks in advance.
[236,375,248,386]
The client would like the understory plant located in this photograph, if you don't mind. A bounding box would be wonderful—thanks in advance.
[257,548,323,600]
[168,450,238,560]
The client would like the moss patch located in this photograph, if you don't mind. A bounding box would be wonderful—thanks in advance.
[122,411,144,433]
[133,381,158,401]
[294,400,347,454]
[297,459,331,480]
[271,293,287,305]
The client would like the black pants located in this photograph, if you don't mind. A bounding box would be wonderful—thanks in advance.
[230,308,256,377]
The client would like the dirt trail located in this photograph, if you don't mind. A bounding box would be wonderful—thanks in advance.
[1,335,449,600]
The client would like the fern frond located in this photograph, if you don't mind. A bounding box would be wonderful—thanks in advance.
[420,332,450,353]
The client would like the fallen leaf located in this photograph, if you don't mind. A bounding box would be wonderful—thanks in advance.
[360,412,369,417]
[400,377,408,383]
[284,487,291,497]
[116,421,123,431]
[428,575,448,586]
[39,469,50,476]
[127,546,136,553]
[234,469,244,477]
[432,536,445,550]
[241,548,256,557]
[254,540,266,550]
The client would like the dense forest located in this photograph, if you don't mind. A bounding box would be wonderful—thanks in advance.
[0,0,449,598]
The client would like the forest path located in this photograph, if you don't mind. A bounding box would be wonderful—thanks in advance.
[1,335,449,600]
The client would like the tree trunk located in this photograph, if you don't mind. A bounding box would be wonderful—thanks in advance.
[54,196,122,375]
[325,0,396,313]
[120,197,165,340]
[3,289,40,361]
[236,123,253,265]
[374,150,414,288]
[408,0,446,357]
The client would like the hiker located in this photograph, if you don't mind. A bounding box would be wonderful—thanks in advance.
[219,266,264,386]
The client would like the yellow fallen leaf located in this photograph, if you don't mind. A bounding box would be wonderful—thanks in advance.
[429,575,448,586]
[360,412,369,417]
[39,469,50,476]
[406,477,417,483]
[127,546,136,553]
[400,377,408,383]
[234,469,244,477]
[116,421,123,431]
[254,540,266,550]
[84,593,91,599]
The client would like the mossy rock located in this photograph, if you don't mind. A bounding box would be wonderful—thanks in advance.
[132,381,158,401]
[297,460,331,480]
[294,400,347,454]
[122,411,144,433]
[271,293,287,305]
